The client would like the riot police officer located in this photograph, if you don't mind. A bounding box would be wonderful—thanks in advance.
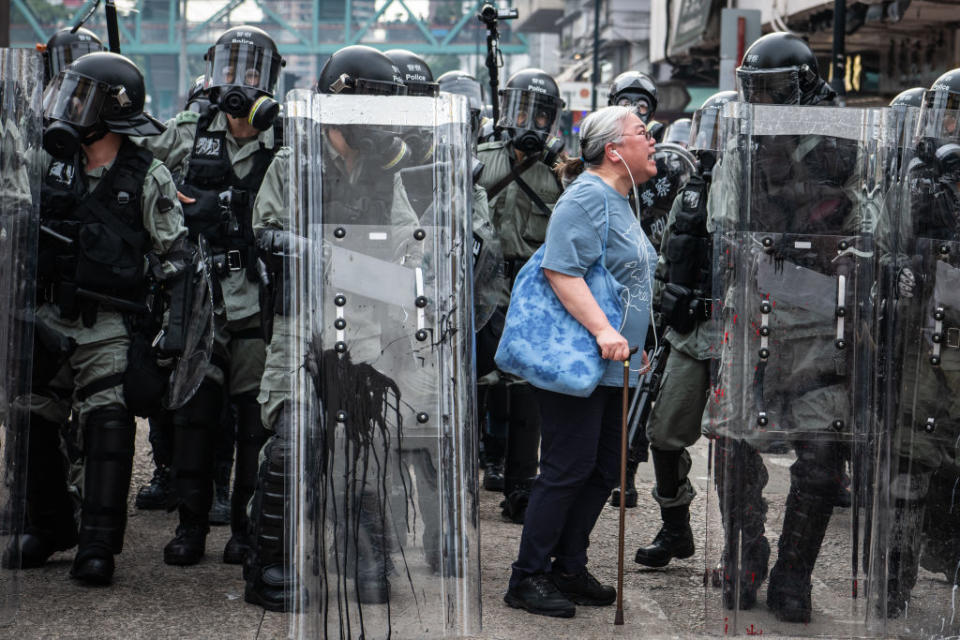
[881,68,960,619]
[21,51,187,584]
[608,70,658,125]
[477,68,565,522]
[633,90,736,567]
[136,25,285,567]
[247,44,414,611]
[39,27,104,85]
[706,32,877,625]
[438,69,509,487]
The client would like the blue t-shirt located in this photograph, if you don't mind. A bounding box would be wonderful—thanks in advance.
[541,172,657,387]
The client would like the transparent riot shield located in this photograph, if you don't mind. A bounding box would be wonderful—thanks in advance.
[164,235,214,410]
[285,90,479,639]
[704,103,893,636]
[868,87,960,638]
[0,49,42,624]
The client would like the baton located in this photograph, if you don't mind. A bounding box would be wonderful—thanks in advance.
[615,345,640,626]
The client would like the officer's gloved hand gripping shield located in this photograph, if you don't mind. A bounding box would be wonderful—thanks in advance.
[704,102,895,636]
[283,89,478,638]
[0,49,42,621]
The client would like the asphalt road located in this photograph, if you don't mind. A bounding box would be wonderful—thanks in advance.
[3,420,959,639]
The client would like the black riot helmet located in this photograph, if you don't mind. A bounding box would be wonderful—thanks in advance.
[384,49,438,97]
[688,90,737,171]
[185,74,211,113]
[438,70,484,139]
[737,32,835,106]
[205,26,285,130]
[498,68,564,154]
[41,27,104,86]
[608,71,658,123]
[42,51,165,159]
[916,69,960,163]
[317,45,411,171]
[317,45,407,96]
[890,87,925,109]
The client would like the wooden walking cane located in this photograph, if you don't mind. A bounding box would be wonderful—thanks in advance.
[616,346,639,626]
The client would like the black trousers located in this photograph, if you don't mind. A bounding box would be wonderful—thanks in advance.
[509,385,622,589]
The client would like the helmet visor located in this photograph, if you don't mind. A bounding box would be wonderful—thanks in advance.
[205,42,283,95]
[42,70,105,127]
[47,41,104,79]
[736,67,802,105]
[689,107,725,152]
[662,120,691,147]
[406,81,439,97]
[438,78,483,112]
[498,88,562,137]
[917,88,960,145]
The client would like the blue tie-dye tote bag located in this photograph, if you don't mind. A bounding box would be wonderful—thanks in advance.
[494,196,624,397]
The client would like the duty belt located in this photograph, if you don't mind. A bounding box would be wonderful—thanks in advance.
[211,249,246,277]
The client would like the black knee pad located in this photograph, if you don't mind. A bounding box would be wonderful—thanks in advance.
[790,439,845,498]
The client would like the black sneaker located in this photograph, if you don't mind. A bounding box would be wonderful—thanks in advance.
[551,568,616,606]
[504,574,576,618]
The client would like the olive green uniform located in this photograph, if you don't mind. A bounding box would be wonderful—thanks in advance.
[31,153,187,424]
[136,109,274,394]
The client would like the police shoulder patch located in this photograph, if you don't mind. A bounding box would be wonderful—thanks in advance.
[175,110,201,126]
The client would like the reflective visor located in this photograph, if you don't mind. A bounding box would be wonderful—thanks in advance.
[736,67,802,105]
[498,88,562,136]
[917,88,960,144]
[205,42,283,94]
[47,41,104,79]
[690,106,724,152]
[42,70,105,127]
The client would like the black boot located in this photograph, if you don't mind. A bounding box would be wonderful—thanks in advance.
[884,497,924,619]
[136,412,174,510]
[714,439,770,611]
[70,406,135,586]
[483,460,505,492]
[209,461,232,526]
[245,430,292,612]
[766,489,834,623]
[2,415,77,569]
[502,385,540,524]
[225,393,268,565]
[635,505,694,567]
[163,508,208,566]
[610,460,639,508]
[166,382,220,566]
[135,464,173,511]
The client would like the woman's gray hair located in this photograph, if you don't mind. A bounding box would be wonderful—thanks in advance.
[554,105,635,184]
[579,105,635,164]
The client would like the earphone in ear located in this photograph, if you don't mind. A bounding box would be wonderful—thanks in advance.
[612,149,642,211]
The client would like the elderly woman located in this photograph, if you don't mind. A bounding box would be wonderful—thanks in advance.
[504,105,659,618]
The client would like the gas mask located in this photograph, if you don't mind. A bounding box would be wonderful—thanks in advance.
[341,125,412,171]
[42,120,107,159]
[512,129,547,154]
[218,85,279,131]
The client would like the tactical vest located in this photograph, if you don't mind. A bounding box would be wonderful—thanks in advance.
[661,174,712,334]
[180,106,279,259]
[39,139,153,320]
